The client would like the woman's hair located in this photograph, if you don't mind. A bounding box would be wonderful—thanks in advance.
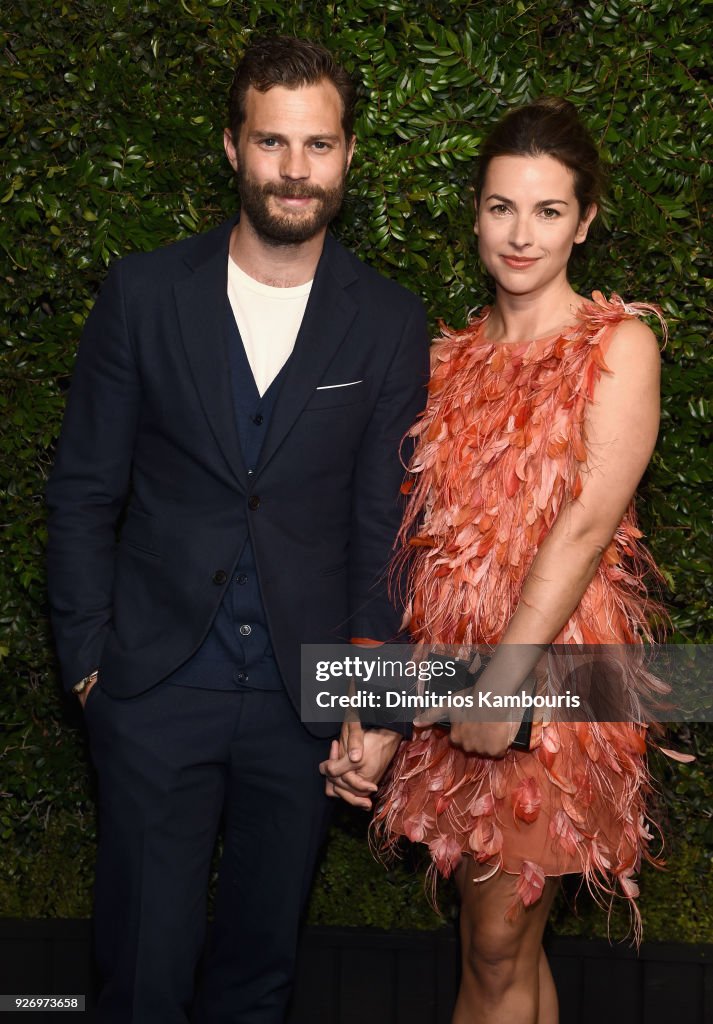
[228,35,357,144]
[473,97,603,217]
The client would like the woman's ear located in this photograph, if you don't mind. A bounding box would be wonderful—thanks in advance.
[473,196,480,236]
[574,203,598,244]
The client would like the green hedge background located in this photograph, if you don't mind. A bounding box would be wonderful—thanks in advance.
[1,0,711,940]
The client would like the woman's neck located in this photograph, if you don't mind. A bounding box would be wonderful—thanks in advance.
[486,278,584,344]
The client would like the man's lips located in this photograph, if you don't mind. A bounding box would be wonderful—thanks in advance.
[501,255,540,268]
[274,195,316,205]
[268,193,321,214]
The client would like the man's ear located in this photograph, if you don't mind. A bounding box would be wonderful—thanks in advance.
[224,128,239,173]
[574,203,598,244]
[345,134,356,172]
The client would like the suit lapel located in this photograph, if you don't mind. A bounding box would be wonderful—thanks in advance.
[174,218,249,488]
[256,233,358,475]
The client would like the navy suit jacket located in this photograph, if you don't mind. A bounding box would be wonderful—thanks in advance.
[46,218,429,735]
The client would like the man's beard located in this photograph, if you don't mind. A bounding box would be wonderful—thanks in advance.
[236,166,346,246]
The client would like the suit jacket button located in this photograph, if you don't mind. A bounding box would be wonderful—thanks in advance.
[248,495,260,511]
[212,569,227,585]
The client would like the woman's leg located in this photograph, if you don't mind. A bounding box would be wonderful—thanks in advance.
[538,946,558,1024]
[452,860,559,1024]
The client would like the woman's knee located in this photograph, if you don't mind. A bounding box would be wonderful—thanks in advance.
[460,924,522,994]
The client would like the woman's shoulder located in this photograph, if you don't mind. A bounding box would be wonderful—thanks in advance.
[577,291,667,350]
[429,306,491,357]
[577,293,662,394]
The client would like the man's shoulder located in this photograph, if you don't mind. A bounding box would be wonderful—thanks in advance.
[113,218,234,282]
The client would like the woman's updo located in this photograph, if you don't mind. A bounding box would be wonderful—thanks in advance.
[473,97,604,218]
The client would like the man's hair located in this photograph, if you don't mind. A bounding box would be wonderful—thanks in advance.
[228,35,357,143]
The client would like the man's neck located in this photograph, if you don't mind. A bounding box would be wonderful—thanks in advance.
[229,217,324,287]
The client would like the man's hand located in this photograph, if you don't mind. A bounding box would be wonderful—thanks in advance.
[78,679,98,712]
[320,717,402,809]
[76,673,98,709]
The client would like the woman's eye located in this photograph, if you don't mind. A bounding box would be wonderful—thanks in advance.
[490,204,509,215]
[540,208,561,218]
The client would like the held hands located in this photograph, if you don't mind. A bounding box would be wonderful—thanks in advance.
[319,714,402,810]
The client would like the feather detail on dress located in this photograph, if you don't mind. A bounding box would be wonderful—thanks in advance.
[377,293,673,941]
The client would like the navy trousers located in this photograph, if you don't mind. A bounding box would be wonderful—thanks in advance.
[85,682,332,1023]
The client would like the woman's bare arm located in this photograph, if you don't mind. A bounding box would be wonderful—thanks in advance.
[441,317,662,754]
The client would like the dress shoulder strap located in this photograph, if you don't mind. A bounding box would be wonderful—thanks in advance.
[578,291,668,355]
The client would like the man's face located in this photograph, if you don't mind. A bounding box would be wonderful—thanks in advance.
[224,81,355,246]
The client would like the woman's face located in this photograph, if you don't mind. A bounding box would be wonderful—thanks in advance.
[475,154,597,297]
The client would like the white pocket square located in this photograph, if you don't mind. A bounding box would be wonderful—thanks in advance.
[315,380,363,391]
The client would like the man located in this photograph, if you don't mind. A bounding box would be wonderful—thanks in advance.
[46,34,428,1024]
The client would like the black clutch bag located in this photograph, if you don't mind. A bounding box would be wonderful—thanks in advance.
[424,653,533,752]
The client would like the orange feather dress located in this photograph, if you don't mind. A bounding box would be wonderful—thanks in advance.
[373,293,670,936]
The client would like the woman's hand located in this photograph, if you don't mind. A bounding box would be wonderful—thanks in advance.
[414,694,520,758]
[448,720,519,757]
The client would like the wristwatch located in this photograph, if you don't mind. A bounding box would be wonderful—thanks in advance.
[72,670,98,696]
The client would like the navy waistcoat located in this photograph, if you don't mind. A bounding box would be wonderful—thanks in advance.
[166,305,290,691]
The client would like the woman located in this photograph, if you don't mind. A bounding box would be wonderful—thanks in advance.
[373,98,672,1024]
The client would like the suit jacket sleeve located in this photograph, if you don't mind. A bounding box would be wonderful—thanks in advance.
[46,260,140,690]
[348,296,429,643]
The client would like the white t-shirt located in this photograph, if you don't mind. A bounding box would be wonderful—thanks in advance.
[227,257,313,397]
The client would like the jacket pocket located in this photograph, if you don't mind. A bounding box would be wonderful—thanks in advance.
[119,507,160,557]
[304,379,366,411]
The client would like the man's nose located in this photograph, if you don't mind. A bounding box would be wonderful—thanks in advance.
[280,145,309,179]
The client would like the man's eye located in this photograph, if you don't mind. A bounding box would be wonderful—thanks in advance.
[312,141,330,151]
[260,138,279,148]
